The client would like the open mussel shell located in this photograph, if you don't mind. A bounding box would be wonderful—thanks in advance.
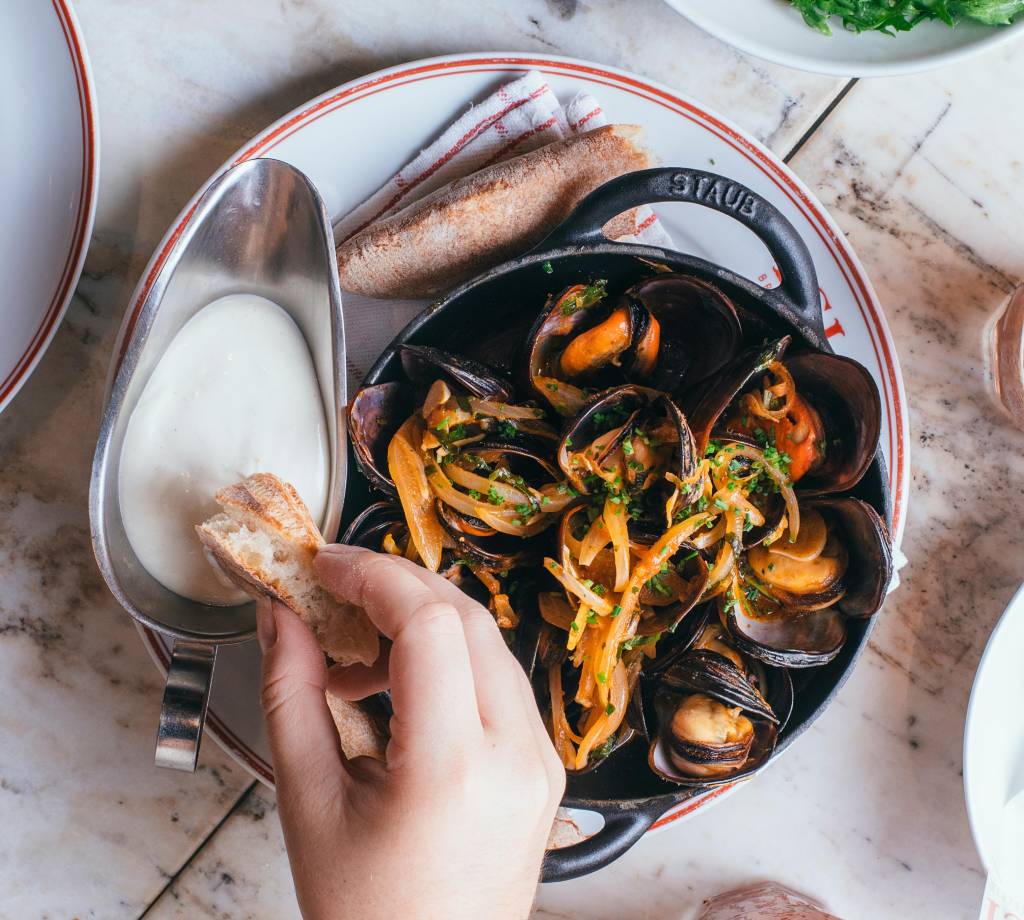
[399,344,514,401]
[348,382,412,497]
[472,437,561,480]
[646,648,792,788]
[813,496,892,618]
[435,499,539,571]
[341,500,406,548]
[557,385,698,497]
[684,337,791,453]
[723,596,847,669]
[782,351,881,496]
[722,496,893,668]
[624,274,743,395]
[523,282,610,396]
[659,649,778,723]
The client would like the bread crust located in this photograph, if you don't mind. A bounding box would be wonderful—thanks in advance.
[336,124,653,299]
[195,473,379,667]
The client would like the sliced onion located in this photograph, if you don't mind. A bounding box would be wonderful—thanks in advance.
[575,660,628,770]
[548,664,581,768]
[715,443,799,543]
[740,361,795,422]
[705,540,735,589]
[603,496,631,593]
[388,416,444,572]
[446,465,532,507]
[579,515,611,566]
[544,557,614,617]
[468,397,546,421]
[534,375,588,416]
[692,516,726,549]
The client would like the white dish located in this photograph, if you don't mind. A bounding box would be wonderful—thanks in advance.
[0,0,99,414]
[664,0,1024,77]
[964,582,1024,871]
[110,52,910,832]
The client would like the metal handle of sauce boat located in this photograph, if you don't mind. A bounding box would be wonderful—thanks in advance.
[155,640,217,772]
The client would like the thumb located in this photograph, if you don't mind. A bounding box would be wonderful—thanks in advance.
[258,598,347,806]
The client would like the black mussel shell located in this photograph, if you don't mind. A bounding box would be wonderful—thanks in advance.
[813,496,892,618]
[342,500,406,548]
[723,595,847,669]
[783,352,882,496]
[471,438,562,482]
[625,274,743,395]
[684,337,791,454]
[558,385,698,499]
[646,648,792,787]
[721,496,892,667]
[646,603,715,675]
[348,382,411,496]
[400,345,514,401]
[659,650,778,723]
[435,500,538,571]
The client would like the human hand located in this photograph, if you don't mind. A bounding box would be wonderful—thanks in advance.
[256,543,565,920]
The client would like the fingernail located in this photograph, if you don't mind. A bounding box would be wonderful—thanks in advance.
[256,597,277,652]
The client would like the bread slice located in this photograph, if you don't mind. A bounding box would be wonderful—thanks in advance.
[335,124,653,299]
[325,690,389,761]
[195,473,379,667]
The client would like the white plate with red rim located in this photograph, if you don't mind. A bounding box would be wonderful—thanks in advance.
[964,581,1024,871]
[663,0,1024,77]
[110,53,910,833]
[0,0,99,415]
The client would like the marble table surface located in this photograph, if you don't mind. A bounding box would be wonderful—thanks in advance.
[3,1,1024,918]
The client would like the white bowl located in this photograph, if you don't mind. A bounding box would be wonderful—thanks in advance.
[664,0,1024,76]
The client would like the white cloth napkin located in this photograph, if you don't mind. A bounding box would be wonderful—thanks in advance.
[334,70,670,390]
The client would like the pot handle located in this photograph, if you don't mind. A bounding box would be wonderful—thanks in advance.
[541,801,667,883]
[155,640,217,772]
[538,167,823,338]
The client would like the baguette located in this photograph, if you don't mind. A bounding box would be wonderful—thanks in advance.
[335,124,653,299]
[195,473,379,667]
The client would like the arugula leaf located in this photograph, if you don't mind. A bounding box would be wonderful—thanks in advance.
[789,0,1024,34]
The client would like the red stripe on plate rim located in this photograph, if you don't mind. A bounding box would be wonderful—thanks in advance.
[0,0,98,410]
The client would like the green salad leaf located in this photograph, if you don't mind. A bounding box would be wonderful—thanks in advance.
[789,0,1024,34]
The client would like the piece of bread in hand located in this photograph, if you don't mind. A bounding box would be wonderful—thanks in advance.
[195,473,379,667]
[326,690,389,761]
[335,124,654,299]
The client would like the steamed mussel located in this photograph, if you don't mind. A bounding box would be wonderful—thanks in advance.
[524,274,743,416]
[345,268,892,789]
[647,622,791,784]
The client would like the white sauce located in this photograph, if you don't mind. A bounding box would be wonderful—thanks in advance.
[118,293,329,605]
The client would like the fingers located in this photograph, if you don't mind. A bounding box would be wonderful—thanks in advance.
[338,549,532,729]
[258,598,346,807]
[322,546,537,725]
[316,545,565,791]
[326,641,392,700]
[315,547,482,760]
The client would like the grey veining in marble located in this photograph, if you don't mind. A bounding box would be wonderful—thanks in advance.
[6,0,1024,918]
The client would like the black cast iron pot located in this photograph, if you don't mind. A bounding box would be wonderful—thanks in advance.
[340,167,891,882]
